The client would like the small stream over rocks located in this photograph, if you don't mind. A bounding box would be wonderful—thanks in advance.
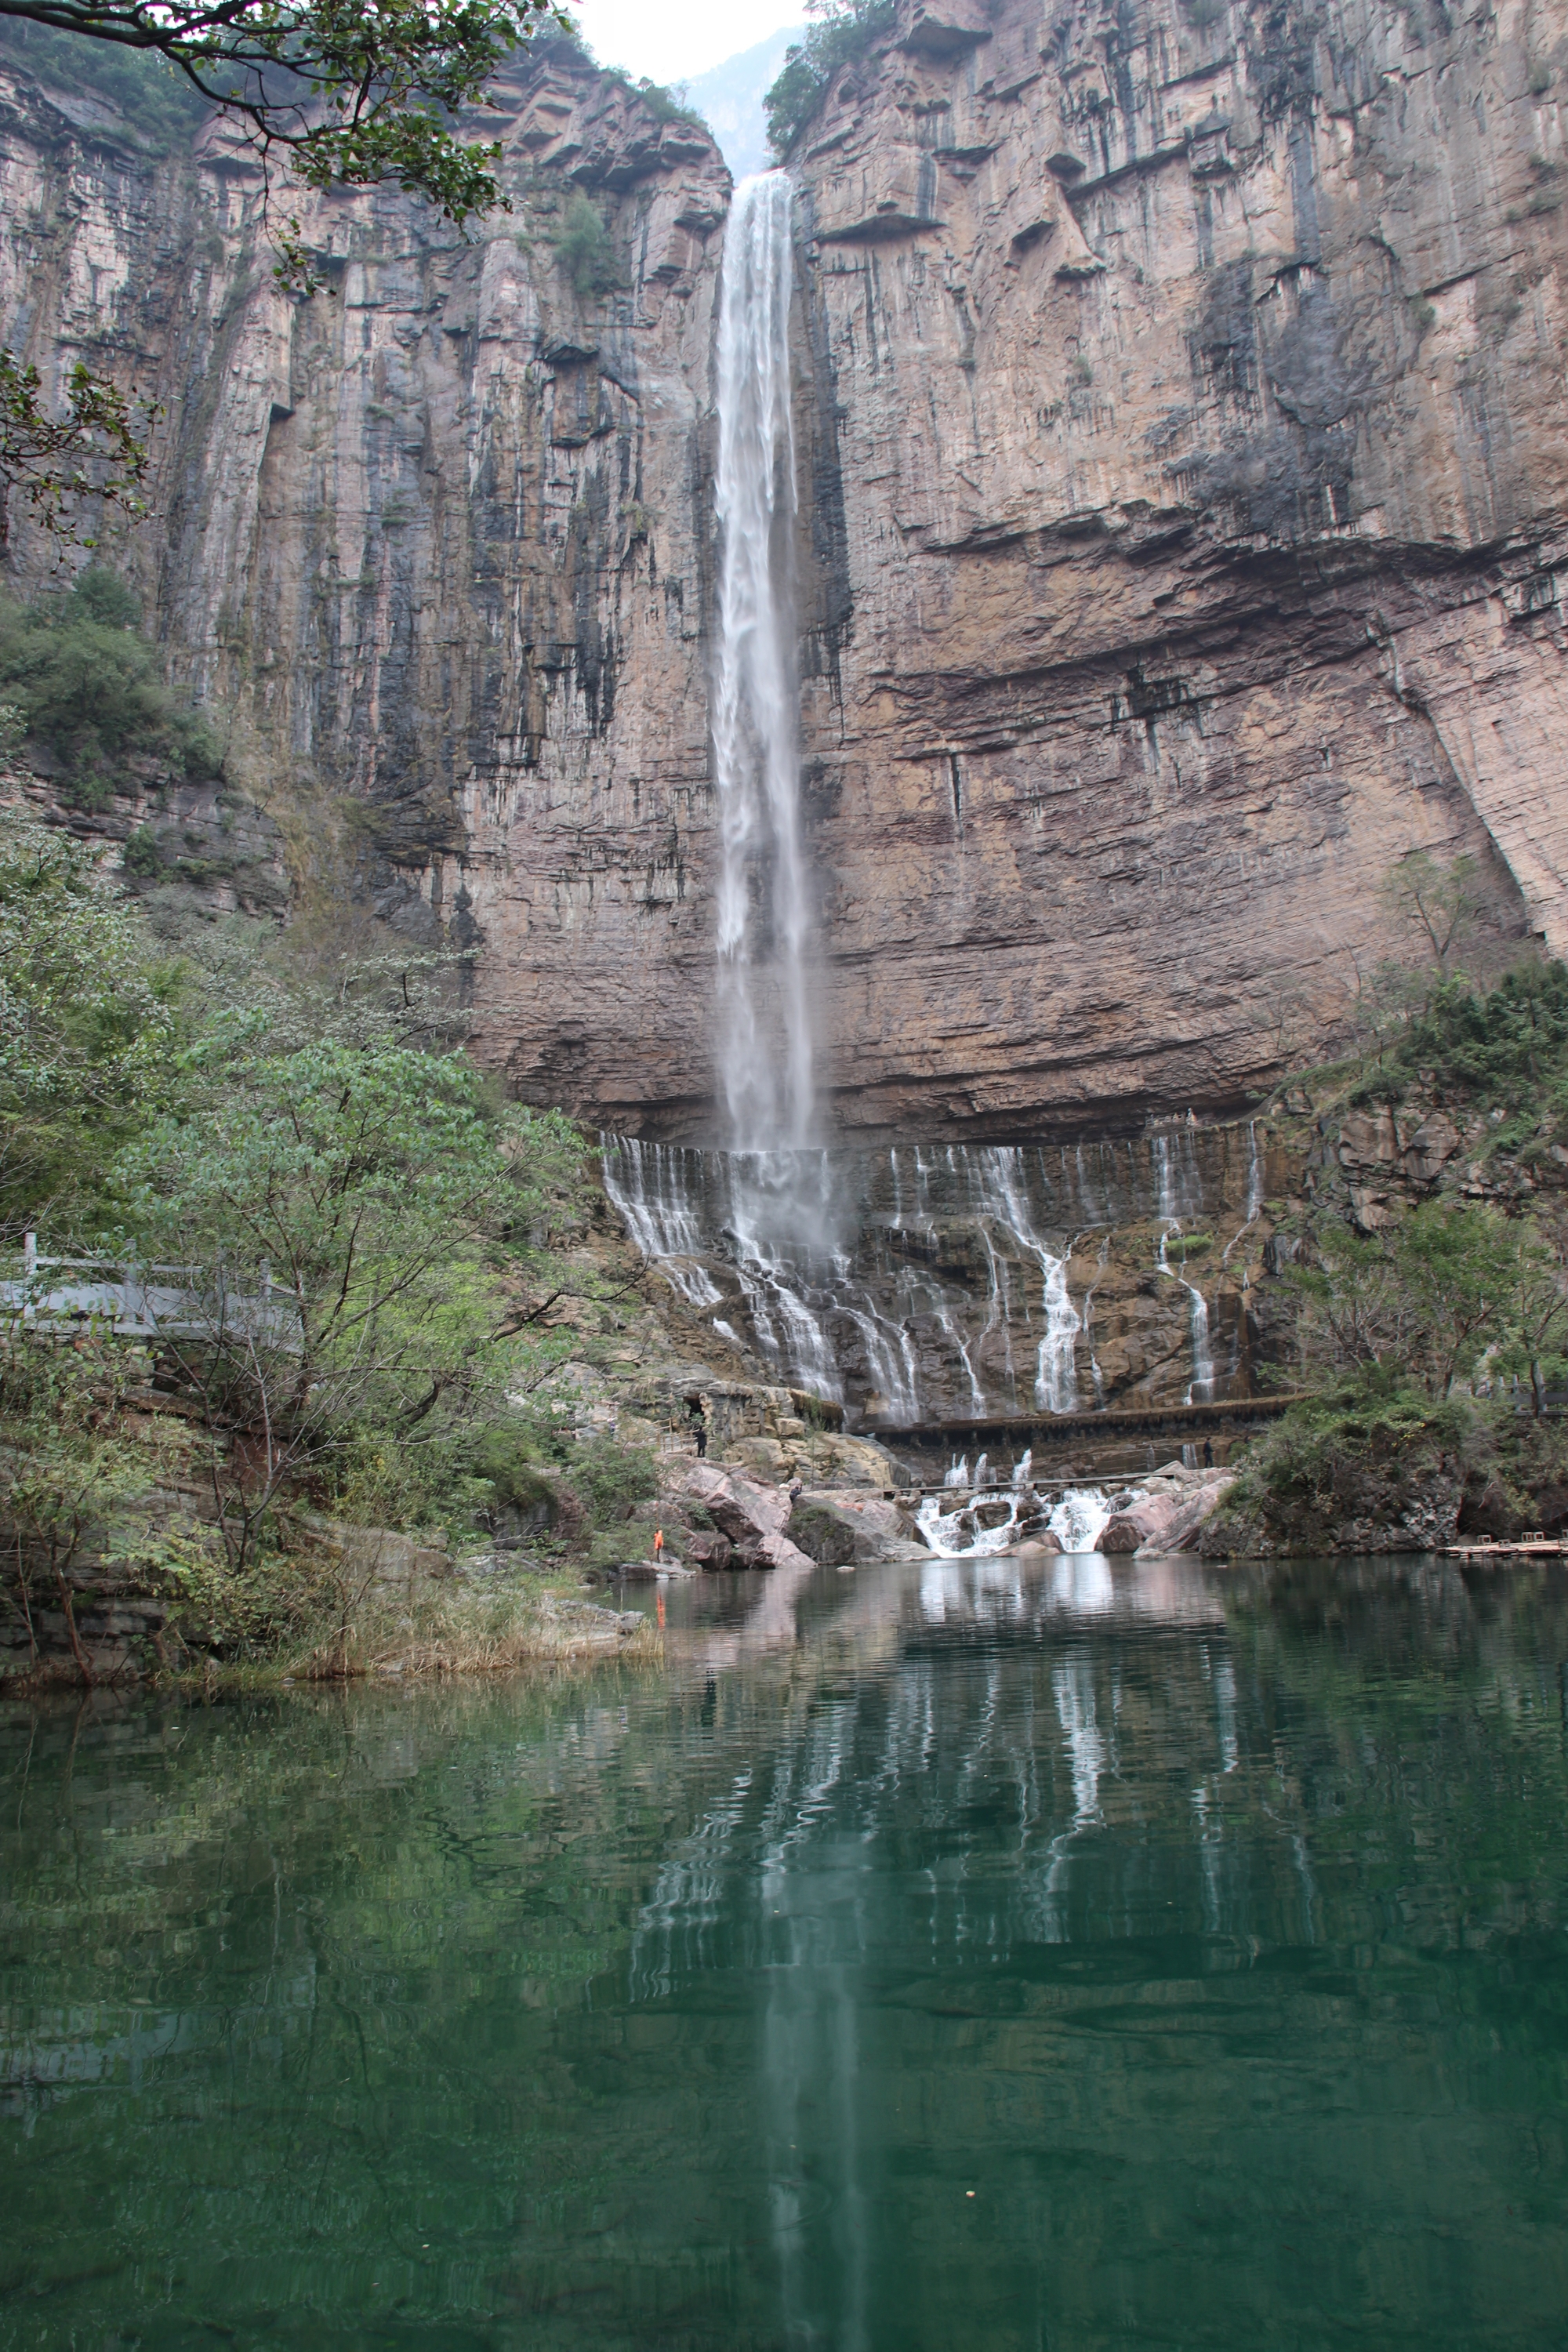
[603,1124,1274,1428]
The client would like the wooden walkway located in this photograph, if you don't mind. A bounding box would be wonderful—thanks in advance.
[868,1395,1308,1448]
[1445,1537,1568,1559]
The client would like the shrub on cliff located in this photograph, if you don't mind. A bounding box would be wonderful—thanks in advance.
[0,569,223,810]
[0,13,208,153]
[764,0,897,155]
[553,194,623,303]
[1207,1367,1494,1555]
[1355,958,1568,1145]
[114,1036,583,1573]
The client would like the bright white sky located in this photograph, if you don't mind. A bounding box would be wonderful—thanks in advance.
[567,0,797,86]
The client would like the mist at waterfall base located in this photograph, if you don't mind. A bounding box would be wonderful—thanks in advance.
[7,1558,1566,2348]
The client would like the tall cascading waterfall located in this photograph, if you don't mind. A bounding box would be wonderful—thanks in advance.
[598,183,1257,1431]
[712,170,813,1152]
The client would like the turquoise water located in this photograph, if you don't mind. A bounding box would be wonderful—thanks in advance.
[2,1552,1566,2349]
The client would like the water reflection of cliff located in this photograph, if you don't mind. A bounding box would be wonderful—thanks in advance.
[3,1559,1566,2348]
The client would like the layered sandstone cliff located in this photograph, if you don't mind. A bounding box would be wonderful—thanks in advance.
[3,0,1568,1142]
[783,0,1568,1137]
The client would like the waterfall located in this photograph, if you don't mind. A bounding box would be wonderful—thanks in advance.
[1156,1223,1214,1404]
[601,1127,1246,1428]
[713,171,813,1151]
[1245,1121,1264,1219]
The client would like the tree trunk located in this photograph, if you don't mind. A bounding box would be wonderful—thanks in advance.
[1532,1358,1548,1417]
[53,1567,94,1686]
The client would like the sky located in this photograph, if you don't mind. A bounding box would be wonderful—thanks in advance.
[567,0,800,87]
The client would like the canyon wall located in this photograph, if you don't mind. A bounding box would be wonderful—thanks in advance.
[786,0,1568,1137]
[3,0,1568,1142]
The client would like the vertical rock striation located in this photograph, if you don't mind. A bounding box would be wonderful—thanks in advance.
[2,1,1567,1140]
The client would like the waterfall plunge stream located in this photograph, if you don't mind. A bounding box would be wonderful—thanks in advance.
[713,172,813,1152]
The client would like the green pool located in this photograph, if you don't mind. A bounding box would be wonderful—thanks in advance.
[2,1552,1566,2348]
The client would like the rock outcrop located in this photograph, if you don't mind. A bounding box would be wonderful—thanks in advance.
[1101,1462,1236,1552]
[678,1461,817,1568]
[3,2,1567,1141]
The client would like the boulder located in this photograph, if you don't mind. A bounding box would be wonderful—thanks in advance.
[1136,1474,1237,1555]
[679,1463,815,1571]
[786,1502,858,1566]
[789,1490,924,1564]
[1106,1492,1185,1552]
[684,1528,734,1571]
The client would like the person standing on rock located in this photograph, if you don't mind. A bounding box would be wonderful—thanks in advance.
[686,1393,710,1458]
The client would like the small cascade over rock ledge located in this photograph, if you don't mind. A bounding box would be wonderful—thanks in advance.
[603,1120,1278,1430]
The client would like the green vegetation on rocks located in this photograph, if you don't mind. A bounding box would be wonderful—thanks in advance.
[764,0,897,156]
[553,192,622,302]
[0,569,224,810]
[0,794,668,1685]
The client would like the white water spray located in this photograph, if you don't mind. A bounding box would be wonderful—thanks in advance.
[713,171,813,1151]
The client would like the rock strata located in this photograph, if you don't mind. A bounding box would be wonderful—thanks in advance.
[2,2,1566,1138]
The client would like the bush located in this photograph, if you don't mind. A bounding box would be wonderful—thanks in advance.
[1218,1365,1489,1533]
[561,1435,659,1528]
[0,568,223,808]
[553,194,622,303]
[764,0,897,155]
[122,822,163,877]
[1356,958,1568,1127]
[605,70,708,130]
[0,800,180,1221]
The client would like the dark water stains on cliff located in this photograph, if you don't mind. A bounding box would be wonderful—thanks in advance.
[795,242,855,696]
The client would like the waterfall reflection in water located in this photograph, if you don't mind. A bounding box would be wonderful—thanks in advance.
[5,1555,1567,2348]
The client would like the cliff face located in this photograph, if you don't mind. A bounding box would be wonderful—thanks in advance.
[786,0,1568,1138]
[0,36,734,1124]
[3,0,1568,1142]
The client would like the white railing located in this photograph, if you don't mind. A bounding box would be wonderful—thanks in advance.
[1,1234,299,1344]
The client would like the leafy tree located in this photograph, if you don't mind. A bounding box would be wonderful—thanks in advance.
[553,191,622,302]
[0,0,558,540]
[0,350,152,550]
[1378,848,1486,979]
[1285,1199,1524,1398]
[0,0,560,284]
[0,800,178,1226]
[1392,1201,1518,1397]
[1495,1206,1568,1415]
[114,1036,583,1571]
[0,569,224,808]
[764,0,895,155]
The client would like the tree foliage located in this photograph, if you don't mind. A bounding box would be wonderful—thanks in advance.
[114,1035,583,1567]
[0,350,152,550]
[0,800,179,1225]
[764,0,896,155]
[1377,848,1486,978]
[552,191,622,301]
[0,569,224,809]
[0,0,559,276]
